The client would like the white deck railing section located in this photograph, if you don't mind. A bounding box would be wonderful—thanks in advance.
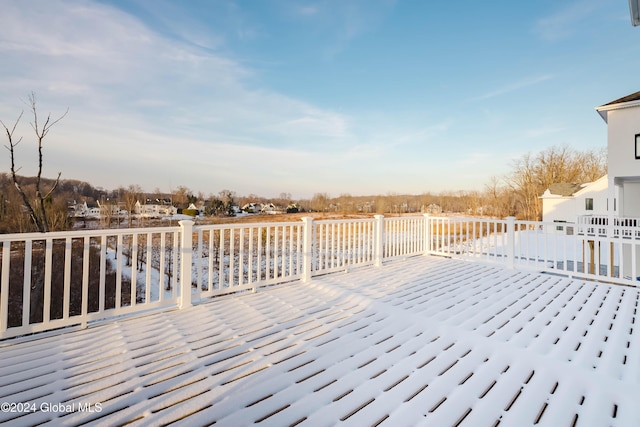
[577,214,640,238]
[431,216,640,285]
[314,218,377,273]
[1,214,639,339]
[0,226,182,339]
[193,221,305,298]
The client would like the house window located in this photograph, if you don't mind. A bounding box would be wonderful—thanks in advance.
[636,134,640,159]
[554,220,566,232]
[585,198,594,211]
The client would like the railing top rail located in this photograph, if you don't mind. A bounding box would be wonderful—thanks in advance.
[194,220,302,231]
[382,215,425,222]
[0,225,182,242]
[315,217,376,225]
[428,216,505,222]
[577,214,640,221]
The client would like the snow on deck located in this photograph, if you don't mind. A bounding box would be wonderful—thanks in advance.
[0,256,638,426]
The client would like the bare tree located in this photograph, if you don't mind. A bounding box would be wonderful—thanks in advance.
[503,145,607,220]
[118,185,141,227]
[311,192,330,212]
[173,185,191,209]
[1,93,68,232]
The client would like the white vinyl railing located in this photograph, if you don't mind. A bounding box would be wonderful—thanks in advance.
[0,215,427,339]
[577,214,640,239]
[2,214,639,340]
[314,217,377,274]
[384,215,428,260]
[193,221,305,298]
[0,226,182,339]
[430,216,640,286]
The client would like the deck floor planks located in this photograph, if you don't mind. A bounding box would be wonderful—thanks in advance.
[0,256,638,426]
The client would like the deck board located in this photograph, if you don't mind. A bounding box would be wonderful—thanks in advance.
[0,256,638,426]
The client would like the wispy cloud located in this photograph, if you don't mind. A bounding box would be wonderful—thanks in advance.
[295,4,320,16]
[281,0,397,60]
[473,75,554,101]
[533,0,603,41]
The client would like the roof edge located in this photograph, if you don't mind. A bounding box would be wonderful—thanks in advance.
[595,98,640,123]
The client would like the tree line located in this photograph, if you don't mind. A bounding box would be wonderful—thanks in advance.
[1,94,606,233]
[0,145,606,233]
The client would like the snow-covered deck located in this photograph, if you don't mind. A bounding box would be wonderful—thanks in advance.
[1,256,639,426]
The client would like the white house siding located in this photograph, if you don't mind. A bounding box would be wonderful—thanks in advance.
[541,195,576,224]
[600,99,640,218]
[606,106,640,179]
[599,98,640,277]
[622,181,640,217]
[541,175,608,229]
[574,175,609,217]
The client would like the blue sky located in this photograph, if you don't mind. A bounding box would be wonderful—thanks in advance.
[0,0,638,198]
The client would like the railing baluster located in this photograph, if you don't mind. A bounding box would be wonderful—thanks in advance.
[265,226,271,280]
[239,228,245,285]
[296,224,302,276]
[145,232,152,302]
[257,226,263,282]
[219,228,225,288]
[632,241,637,280]
[99,235,106,310]
[280,225,286,277]
[116,234,123,310]
[229,228,235,286]
[131,233,138,307]
[82,236,90,327]
[288,225,294,277]
[22,240,32,328]
[44,238,53,322]
[272,226,278,279]
[159,232,166,300]
[63,237,72,319]
[197,230,203,292]
[326,223,331,268]
[0,243,10,334]
[248,227,254,286]
[172,230,179,297]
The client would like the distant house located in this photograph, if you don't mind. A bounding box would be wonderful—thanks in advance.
[135,201,177,218]
[540,175,608,225]
[286,203,300,213]
[260,203,283,215]
[69,201,89,218]
[424,204,442,215]
[97,201,126,217]
[242,203,261,214]
[88,207,101,218]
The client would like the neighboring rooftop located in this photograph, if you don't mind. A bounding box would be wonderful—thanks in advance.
[544,182,586,197]
[1,256,638,426]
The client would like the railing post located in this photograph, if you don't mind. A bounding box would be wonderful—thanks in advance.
[179,220,194,309]
[423,214,431,255]
[302,217,313,282]
[374,215,384,267]
[506,216,516,269]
